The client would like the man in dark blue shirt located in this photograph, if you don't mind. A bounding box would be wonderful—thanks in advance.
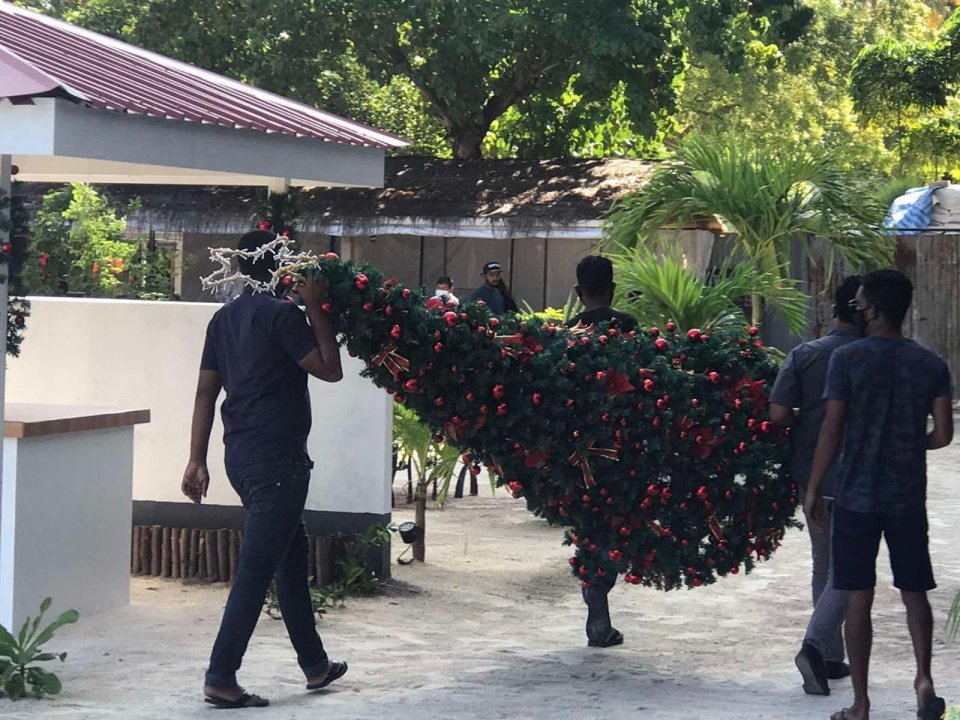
[181,230,347,708]
[770,276,861,695]
[806,269,953,720]
[565,255,637,648]
[470,260,519,314]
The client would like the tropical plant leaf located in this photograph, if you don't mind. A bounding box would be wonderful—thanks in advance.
[609,246,809,335]
[947,590,960,642]
[25,609,79,657]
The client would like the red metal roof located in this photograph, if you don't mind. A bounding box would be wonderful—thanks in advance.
[0,3,406,149]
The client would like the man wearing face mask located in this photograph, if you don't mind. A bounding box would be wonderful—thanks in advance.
[805,269,953,720]
[770,276,862,696]
[434,275,460,306]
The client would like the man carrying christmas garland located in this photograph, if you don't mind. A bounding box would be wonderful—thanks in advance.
[566,255,637,648]
[182,230,349,708]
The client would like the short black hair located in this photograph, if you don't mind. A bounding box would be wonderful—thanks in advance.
[861,268,913,326]
[237,230,277,282]
[834,275,862,323]
[576,255,614,297]
[436,275,454,286]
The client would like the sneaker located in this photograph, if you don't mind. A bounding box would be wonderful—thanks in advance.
[795,642,829,696]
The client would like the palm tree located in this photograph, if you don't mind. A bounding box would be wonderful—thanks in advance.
[609,247,808,335]
[605,138,892,326]
[392,405,461,562]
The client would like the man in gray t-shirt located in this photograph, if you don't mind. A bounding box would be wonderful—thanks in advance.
[770,276,861,696]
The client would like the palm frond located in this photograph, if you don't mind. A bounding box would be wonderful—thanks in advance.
[605,137,893,280]
[610,246,808,334]
[948,590,960,642]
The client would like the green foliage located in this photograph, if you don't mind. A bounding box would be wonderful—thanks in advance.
[278,255,800,591]
[0,597,78,701]
[519,293,583,325]
[609,248,807,335]
[0,187,31,357]
[605,138,891,325]
[21,184,173,299]
[948,589,960,641]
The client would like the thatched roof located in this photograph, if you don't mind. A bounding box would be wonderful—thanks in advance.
[15,157,659,233]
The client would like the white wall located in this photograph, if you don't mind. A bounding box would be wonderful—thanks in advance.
[6,298,392,516]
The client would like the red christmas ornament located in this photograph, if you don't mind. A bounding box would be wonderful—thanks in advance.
[532,393,542,405]
[654,338,668,352]
[258,220,272,231]
[489,317,500,329]
[434,397,445,407]
[390,324,402,340]
[404,379,418,393]
[323,252,339,261]
[1,243,11,254]
[665,322,677,332]
[321,302,332,313]
[492,384,505,399]
[649,327,660,337]
[362,302,374,312]
[496,403,508,416]
[393,394,406,405]
[748,326,759,337]
[443,311,458,327]
[687,328,701,340]
[402,288,411,299]
[642,379,654,392]
[354,273,369,290]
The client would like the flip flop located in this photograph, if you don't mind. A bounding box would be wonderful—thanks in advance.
[306,660,349,691]
[203,692,270,709]
[918,696,946,720]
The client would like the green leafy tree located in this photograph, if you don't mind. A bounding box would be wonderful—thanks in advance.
[22,184,173,298]
[605,138,891,326]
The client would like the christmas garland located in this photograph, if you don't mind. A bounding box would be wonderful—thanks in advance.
[204,241,799,591]
[0,187,30,357]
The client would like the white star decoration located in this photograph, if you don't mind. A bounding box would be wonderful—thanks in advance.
[201,235,322,296]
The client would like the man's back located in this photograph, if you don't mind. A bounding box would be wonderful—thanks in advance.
[201,289,317,472]
[771,328,859,497]
[566,307,638,333]
[827,337,951,514]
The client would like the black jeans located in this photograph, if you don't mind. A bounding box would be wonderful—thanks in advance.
[205,454,328,688]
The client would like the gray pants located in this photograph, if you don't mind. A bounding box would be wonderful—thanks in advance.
[803,501,847,662]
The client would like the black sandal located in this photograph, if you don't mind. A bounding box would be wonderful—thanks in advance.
[203,692,270,709]
[918,696,946,720]
[306,660,348,691]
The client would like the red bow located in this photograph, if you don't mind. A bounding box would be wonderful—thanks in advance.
[567,440,619,488]
[371,344,410,380]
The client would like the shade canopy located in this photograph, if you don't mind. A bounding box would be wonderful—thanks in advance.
[0,1,406,189]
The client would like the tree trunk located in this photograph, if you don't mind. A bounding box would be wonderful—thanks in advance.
[452,130,485,160]
[413,479,427,562]
[751,293,762,328]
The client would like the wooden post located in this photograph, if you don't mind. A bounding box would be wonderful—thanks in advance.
[228,530,239,581]
[315,536,334,587]
[217,529,230,583]
[170,528,181,580]
[198,532,207,580]
[131,526,142,574]
[179,529,189,579]
[161,527,172,577]
[205,530,218,582]
[139,525,151,577]
[150,525,162,576]
[189,529,200,578]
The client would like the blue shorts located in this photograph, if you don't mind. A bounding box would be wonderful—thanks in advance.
[832,506,936,592]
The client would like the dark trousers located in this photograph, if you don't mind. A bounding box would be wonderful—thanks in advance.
[582,570,617,641]
[205,454,328,688]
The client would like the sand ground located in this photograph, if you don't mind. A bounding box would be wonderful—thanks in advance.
[3,444,959,720]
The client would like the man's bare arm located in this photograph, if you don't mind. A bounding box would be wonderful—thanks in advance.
[768,402,796,428]
[296,276,343,383]
[803,400,846,525]
[182,369,221,503]
[928,395,954,450]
